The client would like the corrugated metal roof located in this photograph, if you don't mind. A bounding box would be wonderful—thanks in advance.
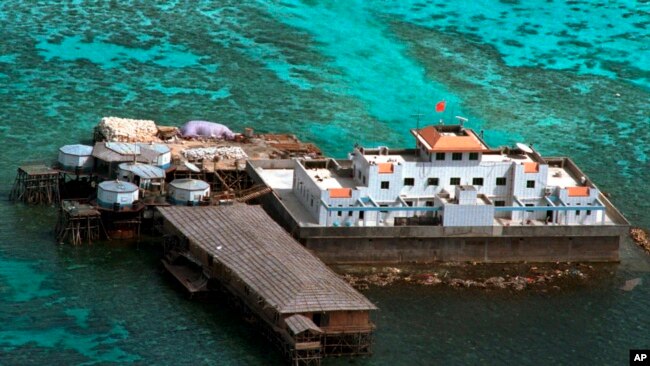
[138,143,170,154]
[169,179,210,191]
[157,205,377,314]
[119,163,166,179]
[106,142,141,155]
[98,180,138,193]
[59,144,93,156]
[93,142,148,163]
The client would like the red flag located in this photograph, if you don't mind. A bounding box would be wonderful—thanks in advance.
[435,100,446,113]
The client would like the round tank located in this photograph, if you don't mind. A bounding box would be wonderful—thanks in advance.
[97,180,139,209]
[169,179,210,205]
[58,144,94,172]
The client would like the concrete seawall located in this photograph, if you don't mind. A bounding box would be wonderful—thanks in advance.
[247,161,627,264]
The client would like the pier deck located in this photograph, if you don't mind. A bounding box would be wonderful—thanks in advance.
[157,204,376,365]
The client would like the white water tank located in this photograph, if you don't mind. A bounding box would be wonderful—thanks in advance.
[169,179,210,205]
[97,180,139,209]
[58,144,94,172]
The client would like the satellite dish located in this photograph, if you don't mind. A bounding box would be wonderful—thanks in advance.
[516,143,533,154]
[184,161,201,173]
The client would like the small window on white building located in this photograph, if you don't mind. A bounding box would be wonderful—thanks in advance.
[494,200,506,207]
[406,201,413,207]
[450,177,461,185]
[525,203,534,213]
[472,177,484,186]
[436,153,445,161]
[381,181,390,189]
[404,178,415,186]
[359,211,364,219]
[526,180,535,188]
[469,152,479,160]
[452,153,462,161]
[496,177,507,186]
[425,201,434,207]
[427,177,439,186]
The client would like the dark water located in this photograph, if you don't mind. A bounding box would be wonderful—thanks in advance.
[0,1,648,364]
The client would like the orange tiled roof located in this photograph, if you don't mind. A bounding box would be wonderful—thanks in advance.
[377,163,394,174]
[413,126,487,152]
[523,162,539,173]
[328,188,352,198]
[567,186,589,197]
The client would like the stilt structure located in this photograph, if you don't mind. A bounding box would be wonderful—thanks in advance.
[10,165,61,204]
[55,200,106,245]
[157,205,376,365]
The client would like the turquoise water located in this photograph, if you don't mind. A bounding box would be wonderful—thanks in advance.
[0,1,648,364]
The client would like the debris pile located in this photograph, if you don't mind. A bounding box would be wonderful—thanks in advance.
[96,117,160,142]
[630,227,650,254]
[181,146,248,161]
[341,264,592,291]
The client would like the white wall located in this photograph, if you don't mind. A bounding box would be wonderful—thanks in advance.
[443,204,495,226]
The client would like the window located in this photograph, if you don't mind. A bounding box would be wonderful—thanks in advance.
[310,198,314,206]
[404,177,415,186]
[337,205,342,216]
[469,152,479,160]
[436,152,445,161]
[587,204,592,216]
[357,170,361,179]
[494,200,506,207]
[576,203,580,216]
[348,211,353,216]
[526,180,535,188]
[381,181,390,189]
[359,211,364,219]
[406,201,414,207]
[425,201,434,207]
[496,177,507,186]
[427,177,439,186]
[380,204,388,214]
[450,177,461,185]
[363,176,366,184]
[472,177,484,186]
[525,203,534,213]
[452,152,462,161]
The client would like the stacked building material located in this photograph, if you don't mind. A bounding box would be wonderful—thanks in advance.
[96,117,160,142]
[181,146,248,161]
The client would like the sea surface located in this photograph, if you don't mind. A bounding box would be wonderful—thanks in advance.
[0,1,649,365]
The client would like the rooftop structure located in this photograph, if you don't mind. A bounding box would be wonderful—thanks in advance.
[255,124,625,229]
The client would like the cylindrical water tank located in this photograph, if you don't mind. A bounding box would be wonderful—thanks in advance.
[58,144,94,172]
[97,180,139,209]
[168,179,210,205]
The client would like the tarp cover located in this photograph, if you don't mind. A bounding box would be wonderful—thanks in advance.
[180,121,235,140]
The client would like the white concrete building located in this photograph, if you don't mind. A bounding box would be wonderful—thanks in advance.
[290,124,608,227]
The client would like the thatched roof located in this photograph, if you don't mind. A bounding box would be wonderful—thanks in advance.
[157,205,377,314]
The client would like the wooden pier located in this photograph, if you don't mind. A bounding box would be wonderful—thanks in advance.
[10,164,61,204]
[157,205,376,365]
